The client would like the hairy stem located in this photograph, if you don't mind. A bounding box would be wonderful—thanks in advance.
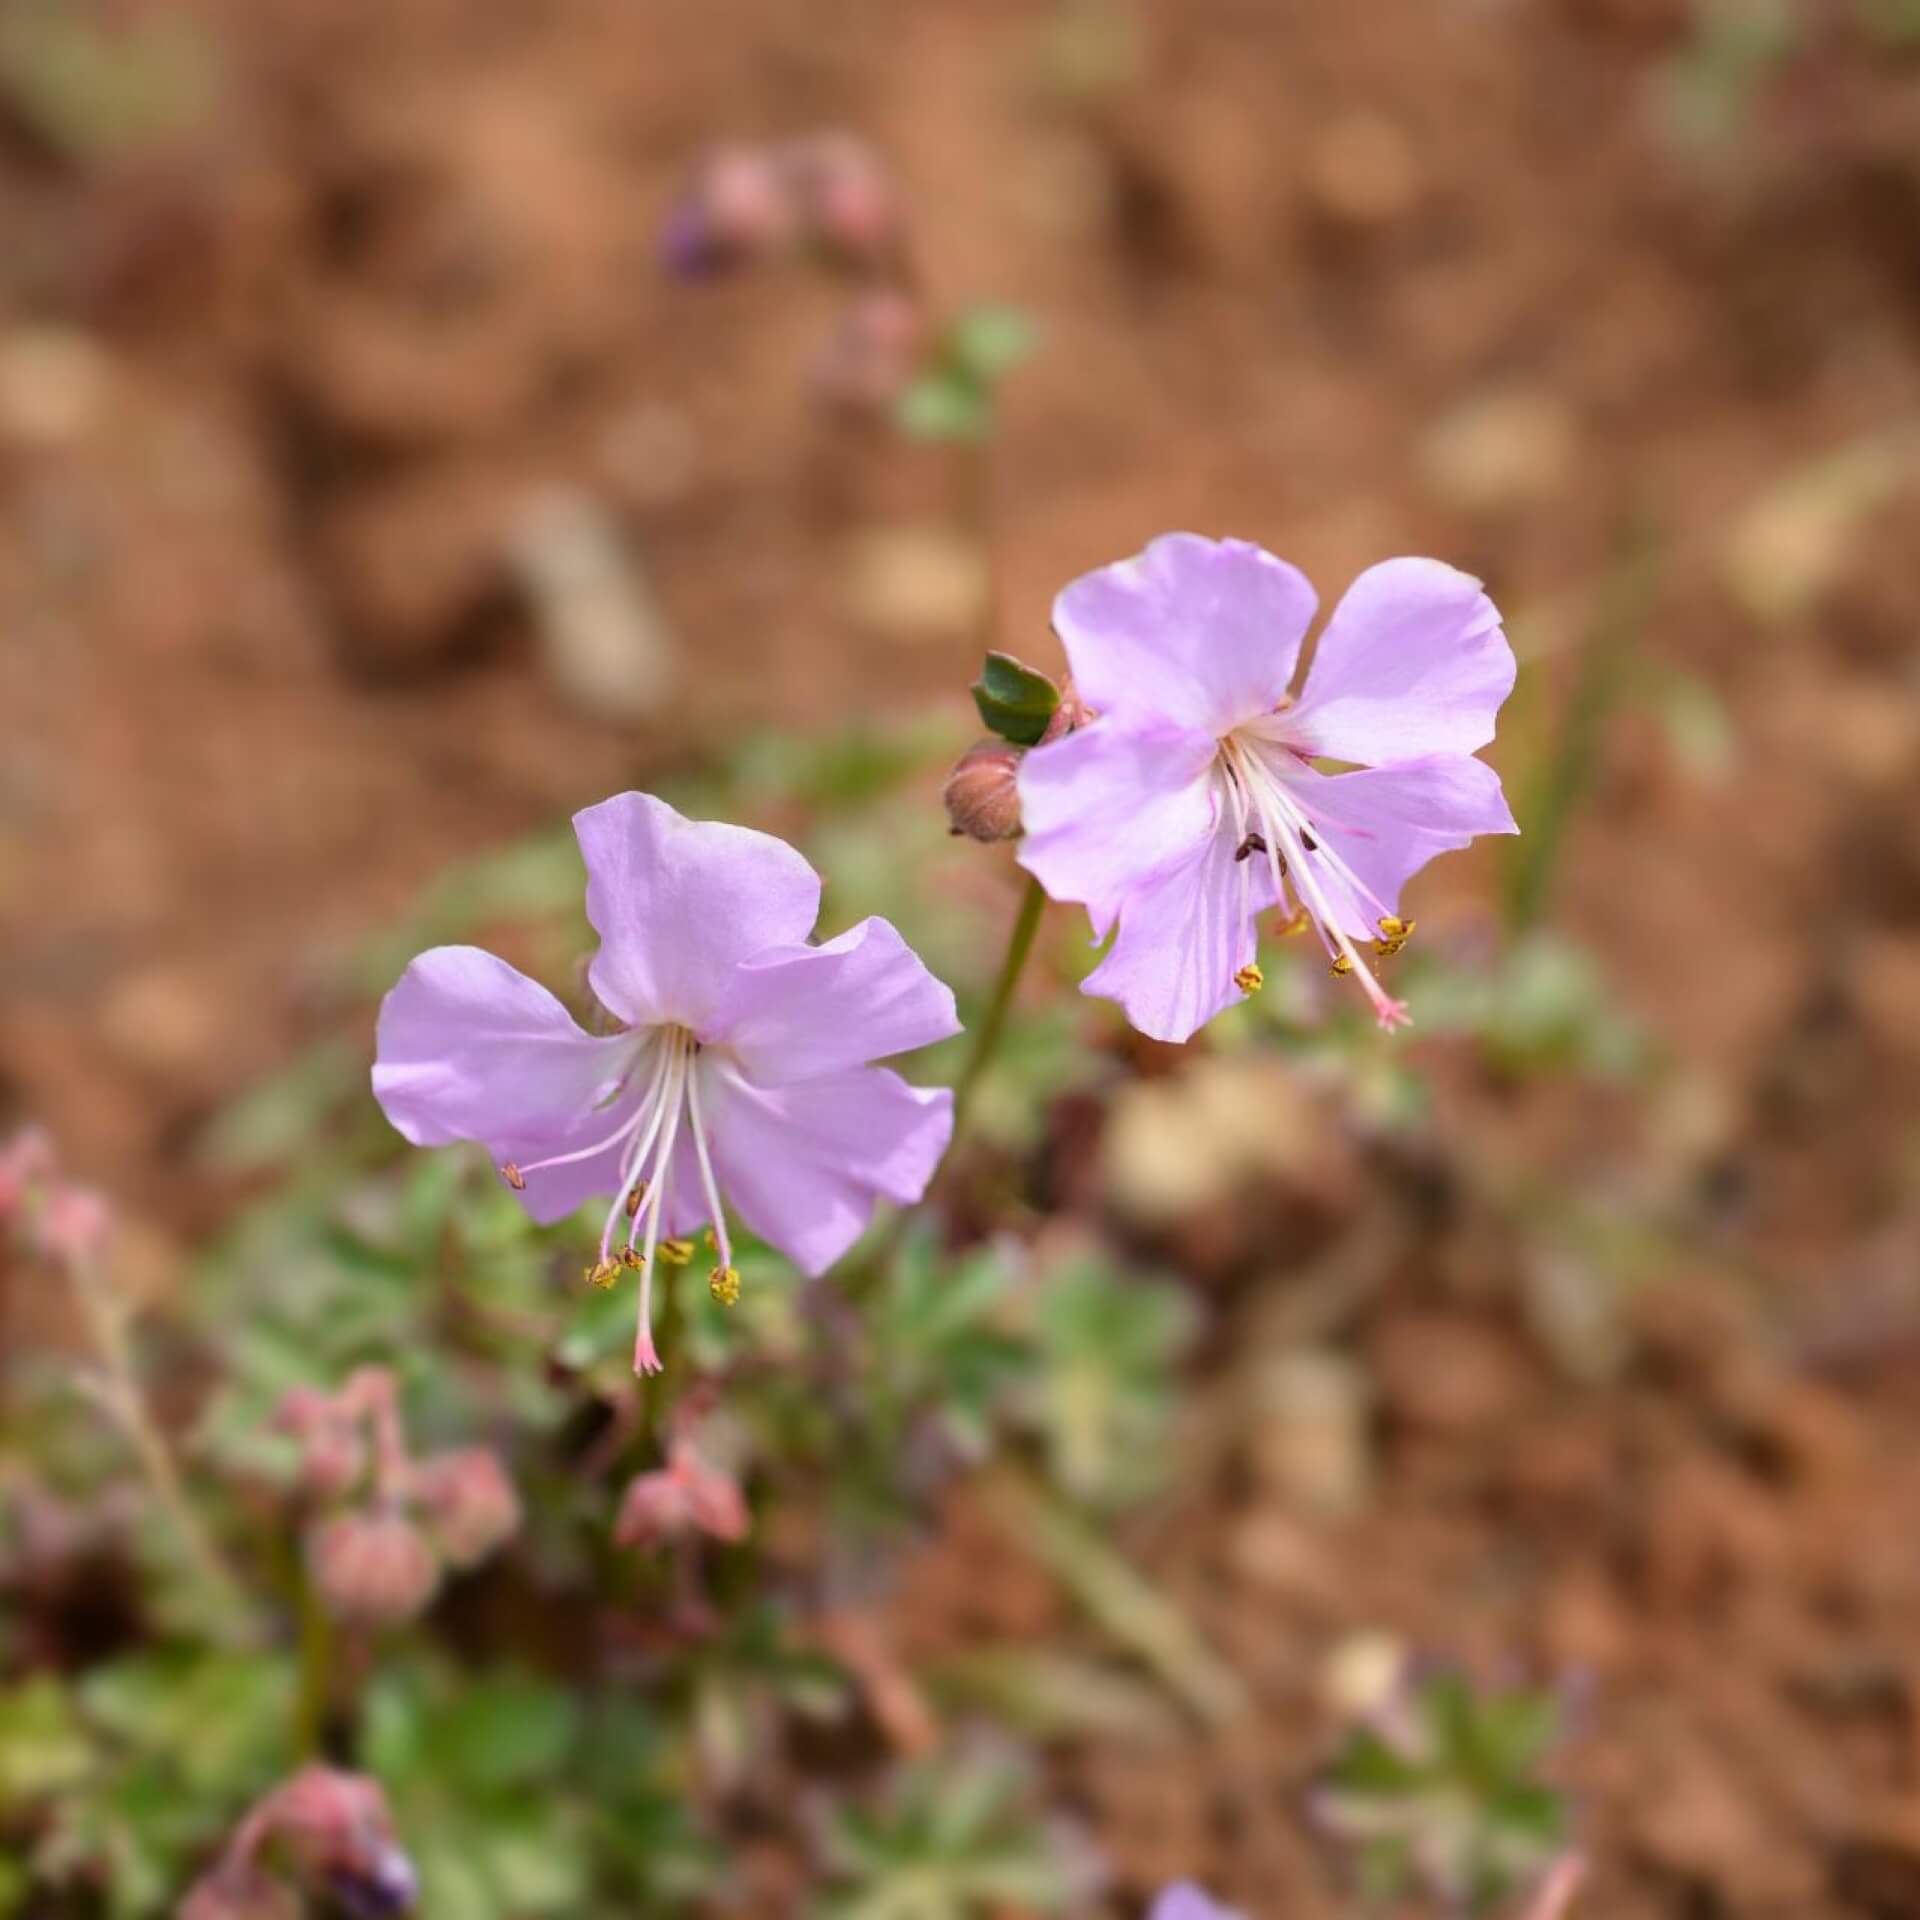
[948,871,1047,1144]
[67,1255,252,1630]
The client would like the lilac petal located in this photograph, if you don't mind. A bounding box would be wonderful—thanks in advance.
[708,916,960,1084]
[1288,754,1517,938]
[1055,534,1319,736]
[699,1061,952,1275]
[575,793,822,1032]
[1149,1885,1246,1920]
[372,946,637,1223]
[1081,827,1278,1044]
[1018,720,1220,940]
[1285,558,1515,765]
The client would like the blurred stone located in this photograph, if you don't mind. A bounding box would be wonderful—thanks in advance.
[1802,673,1919,791]
[1101,1055,1353,1230]
[843,524,988,644]
[1305,112,1421,228]
[1721,436,1911,626]
[1227,1510,1344,1605]
[1420,387,1578,513]
[97,964,222,1079]
[1851,933,1920,1061]
[1247,1348,1374,1518]
[509,487,679,722]
[1319,1629,1408,1721]
[0,328,113,447]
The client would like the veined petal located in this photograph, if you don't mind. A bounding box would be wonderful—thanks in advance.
[1283,754,1517,938]
[1017,719,1219,940]
[1080,827,1278,1045]
[1282,559,1515,765]
[699,1061,952,1276]
[708,916,960,1085]
[372,946,637,1223]
[1054,534,1318,736]
[575,793,822,1031]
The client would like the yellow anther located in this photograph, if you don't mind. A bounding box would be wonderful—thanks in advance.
[703,1228,718,1252]
[620,1246,645,1271]
[1277,908,1310,938]
[1372,937,1407,958]
[1377,915,1409,940]
[584,1258,622,1290]
[1233,962,1264,994]
[658,1238,694,1267]
[500,1163,526,1191]
[1329,953,1355,978]
[709,1265,742,1307]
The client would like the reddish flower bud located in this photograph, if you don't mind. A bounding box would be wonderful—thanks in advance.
[308,1510,438,1628]
[274,1387,367,1501]
[814,288,926,411]
[406,1447,520,1570]
[39,1182,111,1265]
[614,1441,749,1551]
[943,739,1024,842]
[787,132,903,273]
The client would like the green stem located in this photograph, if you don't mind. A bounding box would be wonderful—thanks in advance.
[832,872,1047,1301]
[948,872,1046,1144]
[292,1569,333,1758]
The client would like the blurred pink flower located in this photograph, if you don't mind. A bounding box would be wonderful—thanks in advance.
[307,1509,439,1628]
[372,793,959,1373]
[1018,535,1518,1041]
[1149,1885,1246,1920]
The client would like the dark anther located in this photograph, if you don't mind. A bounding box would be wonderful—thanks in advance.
[1301,831,1318,852]
[1234,832,1268,863]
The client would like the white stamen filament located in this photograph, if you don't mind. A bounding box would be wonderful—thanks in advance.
[684,1060,733,1275]
[1219,734,1408,1030]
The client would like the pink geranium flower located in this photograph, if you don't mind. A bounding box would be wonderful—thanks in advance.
[373,794,959,1373]
[1018,535,1518,1042]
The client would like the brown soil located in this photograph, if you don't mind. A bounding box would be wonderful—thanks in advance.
[4,0,1920,1913]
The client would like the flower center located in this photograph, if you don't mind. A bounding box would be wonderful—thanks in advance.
[1216,730,1410,1031]
[500,1023,740,1375]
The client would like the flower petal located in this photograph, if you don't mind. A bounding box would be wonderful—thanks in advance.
[1054,534,1318,735]
[1285,558,1515,764]
[1017,719,1219,940]
[1080,827,1278,1044]
[1149,1888,1246,1920]
[372,946,637,1222]
[1286,754,1517,938]
[709,916,960,1085]
[699,1061,952,1275]
[575,793,822,1031]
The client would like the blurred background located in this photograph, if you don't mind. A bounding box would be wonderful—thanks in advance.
[3,0,1920,1915]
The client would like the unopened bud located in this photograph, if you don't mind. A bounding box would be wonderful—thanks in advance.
[258,1768,417,1917]
[1039,675,1094,742]
[943,739,1024,842]
[0,1126,55,1217]
[406,1448,520,1571]
[308,1510,439,1628]
[274,1387,366,1501]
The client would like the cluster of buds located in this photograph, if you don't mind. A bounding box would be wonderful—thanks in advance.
[660,131,929,413]
[180,1767,416,1919]
[275,1368,519,1629]
[944,653,1092,843]
[0,1126,112,1269]
[614,1390,749,1553]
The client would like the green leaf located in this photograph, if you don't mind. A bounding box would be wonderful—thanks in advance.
[896,370,991,444]
[948,304,1038,382]
[970,653,1060,747]
[0,1677,93,1811]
